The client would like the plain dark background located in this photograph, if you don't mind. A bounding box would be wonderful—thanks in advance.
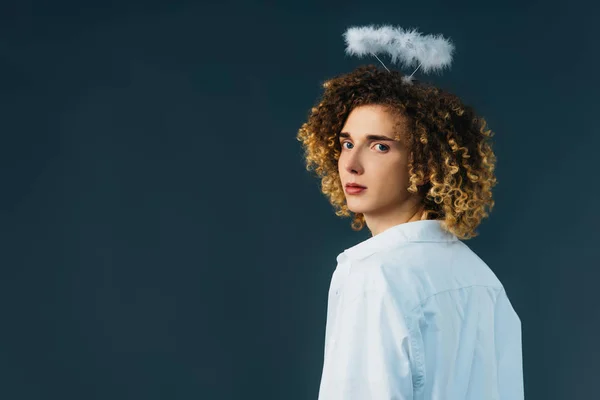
[1,0,598,399]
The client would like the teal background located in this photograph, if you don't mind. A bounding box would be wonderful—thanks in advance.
[1,0,598,398]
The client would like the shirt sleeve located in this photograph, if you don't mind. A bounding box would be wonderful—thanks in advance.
[318,289,421,400]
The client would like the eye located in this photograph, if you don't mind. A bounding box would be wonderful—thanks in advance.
[341,141,353,149]
[375,143,389,152]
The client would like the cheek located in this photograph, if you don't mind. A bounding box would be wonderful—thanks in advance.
[377,159,406,177]
[376,162,410,188]
[337,152,345,168]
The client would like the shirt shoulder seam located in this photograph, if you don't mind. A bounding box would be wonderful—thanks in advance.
[409,284,505,313]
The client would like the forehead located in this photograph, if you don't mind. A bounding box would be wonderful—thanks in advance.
[341,104,408,139]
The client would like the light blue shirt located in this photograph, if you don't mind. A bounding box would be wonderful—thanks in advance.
[318,220,523,399]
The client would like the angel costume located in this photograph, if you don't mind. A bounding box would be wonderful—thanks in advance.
[313,25,524,399]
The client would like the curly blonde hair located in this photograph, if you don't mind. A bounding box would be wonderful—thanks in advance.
[296,65,498,240]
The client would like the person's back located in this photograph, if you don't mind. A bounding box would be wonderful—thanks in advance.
[319,220,523,399]
[383,225,523,398]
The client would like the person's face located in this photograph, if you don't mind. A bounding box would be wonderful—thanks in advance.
[337,104,419,219]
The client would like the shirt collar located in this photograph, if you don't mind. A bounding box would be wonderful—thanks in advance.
[337,220,458,262]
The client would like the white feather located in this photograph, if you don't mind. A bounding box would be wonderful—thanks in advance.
[343,25,455,75]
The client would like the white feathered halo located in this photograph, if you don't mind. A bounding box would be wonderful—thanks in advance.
[343,25,455,84]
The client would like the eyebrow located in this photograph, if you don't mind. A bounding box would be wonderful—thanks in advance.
[339,132,397,141]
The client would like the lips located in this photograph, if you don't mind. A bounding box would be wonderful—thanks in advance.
[345,185,366,194]
[345,184,366,188]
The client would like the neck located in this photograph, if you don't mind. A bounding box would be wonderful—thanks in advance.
[365,200,426,237]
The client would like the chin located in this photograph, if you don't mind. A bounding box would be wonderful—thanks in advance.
[346,201,373,214]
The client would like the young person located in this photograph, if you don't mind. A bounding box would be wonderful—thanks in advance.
[296,65,524,399]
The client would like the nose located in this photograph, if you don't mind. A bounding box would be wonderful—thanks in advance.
[342,149,364,175]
